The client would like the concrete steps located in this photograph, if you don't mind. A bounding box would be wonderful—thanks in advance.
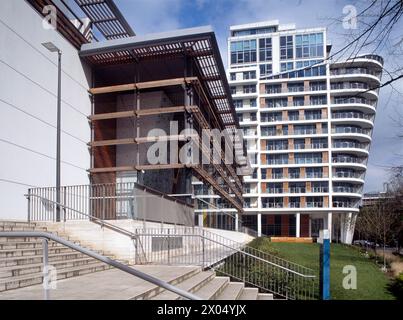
[0,220,276,300]
[0,221,123,293]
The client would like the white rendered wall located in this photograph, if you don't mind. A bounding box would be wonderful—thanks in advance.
[0,0,91,220]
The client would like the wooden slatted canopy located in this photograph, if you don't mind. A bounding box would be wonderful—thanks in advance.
[79,26,251,174]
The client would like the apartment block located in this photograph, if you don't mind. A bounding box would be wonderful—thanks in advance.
[195,20,383,243]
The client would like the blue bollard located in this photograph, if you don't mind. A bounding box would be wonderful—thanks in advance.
[320,232,331,300]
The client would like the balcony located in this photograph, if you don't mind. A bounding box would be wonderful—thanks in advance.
[271,173,284,179]
[333,171,363,179]
[333,186,362,193]
[332,127,371,135]
[306,172,324,178]
[266,188,283,194]
[266,144,289,151]
[288,202,301,208]
[332,112,373,121]
[262,202,284,208]
[333,201,357,208]
[332,156,366,164]
[306,202,324,208]
[332,97,376,107]
[289,187,306,193]
[330,67,381,79]
[333,141,369,150]
[331,82,370,90]
[311,187,328,193]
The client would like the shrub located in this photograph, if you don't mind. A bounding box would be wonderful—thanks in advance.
[388,273,403,301]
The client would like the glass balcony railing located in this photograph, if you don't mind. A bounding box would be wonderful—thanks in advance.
[306,202,324,208]
[333,97,376,106]
[333,127,371,135]
[262,202,284,208]
[306,173,324,178]
[333,186,362,193]
[332,156,366,164]
[333,141,369,150]
[289,187,306,193]
[266,144,289,151]
[333,201,357,208]
[334,171,363,179]
[311,187,328,193]
[266,188,283,194]
[289,202,301,208]
[330,67,381,78]
[332,112,373,120]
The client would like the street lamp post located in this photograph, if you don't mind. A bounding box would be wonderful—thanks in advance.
[42,42,62,222]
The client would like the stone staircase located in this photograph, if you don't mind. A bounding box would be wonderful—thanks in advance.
[0,221,116,292]
[0,221,274,300]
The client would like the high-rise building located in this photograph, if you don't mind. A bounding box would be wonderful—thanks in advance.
[197,20,382,243]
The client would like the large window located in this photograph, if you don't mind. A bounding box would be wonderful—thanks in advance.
[280,35,293,60]
[281,62,294,72]
[259,38,272,62]
[230,40,257,64]
[260,63,273,76]
[295,33,324,58]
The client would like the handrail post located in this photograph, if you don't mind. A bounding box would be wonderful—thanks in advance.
[202,229,205,268]
[42,238,49,300]
[167,229,170,265]
[27,190,31,223]
[134,230,138,265]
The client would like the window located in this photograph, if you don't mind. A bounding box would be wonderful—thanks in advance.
[260,63,273,77]
[243,71,256,79]
[310,95,327,105]
[265,65,326,80]
[288,111,299,121]
[250,112,257,121]
[306,167,323,178]
[293,97,304,107]
[234,100,243,108]
[310,81,327,91]
[295,33,324,58]
[261,126,276,136]
[243,85,256,93]
[230,86,236,94]
[230,40,257,64]
[259,38,272,62]
[281,62,294,72]
[237,113,243,122]
[296,59,323,69]
[266,98,288,108]
[232,27,277,37]
[289,168,300,179]
[249,99,257,108]
[294,124,316,135]
[280,35,293,60]
[265,84,281,94]
[230,73,236,81]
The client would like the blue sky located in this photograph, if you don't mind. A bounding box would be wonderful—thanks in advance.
[113,0,403,193]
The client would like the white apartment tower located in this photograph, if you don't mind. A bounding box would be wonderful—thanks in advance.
[195,20,382,244]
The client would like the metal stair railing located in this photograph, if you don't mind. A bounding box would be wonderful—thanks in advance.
[25,195,317,299]
[25,194,148,264]
[0,231,200,300]
[134,227,317,300]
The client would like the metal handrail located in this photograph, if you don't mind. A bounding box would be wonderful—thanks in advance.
[0,231,201,300]
[26,194,148,264]
[26,194,136,239]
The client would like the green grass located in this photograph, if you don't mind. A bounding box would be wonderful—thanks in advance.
[249,238,395,300]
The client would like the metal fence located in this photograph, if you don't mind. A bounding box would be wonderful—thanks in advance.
[27,183,194,226]
[134,227,317,300]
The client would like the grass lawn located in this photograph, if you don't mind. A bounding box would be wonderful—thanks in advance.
[249,238,395,300]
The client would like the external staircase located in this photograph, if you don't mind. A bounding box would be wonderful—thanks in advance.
[0,220,273,300]
[0,221,116,292]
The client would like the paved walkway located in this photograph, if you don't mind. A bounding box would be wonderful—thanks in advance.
[0,265,199,300]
